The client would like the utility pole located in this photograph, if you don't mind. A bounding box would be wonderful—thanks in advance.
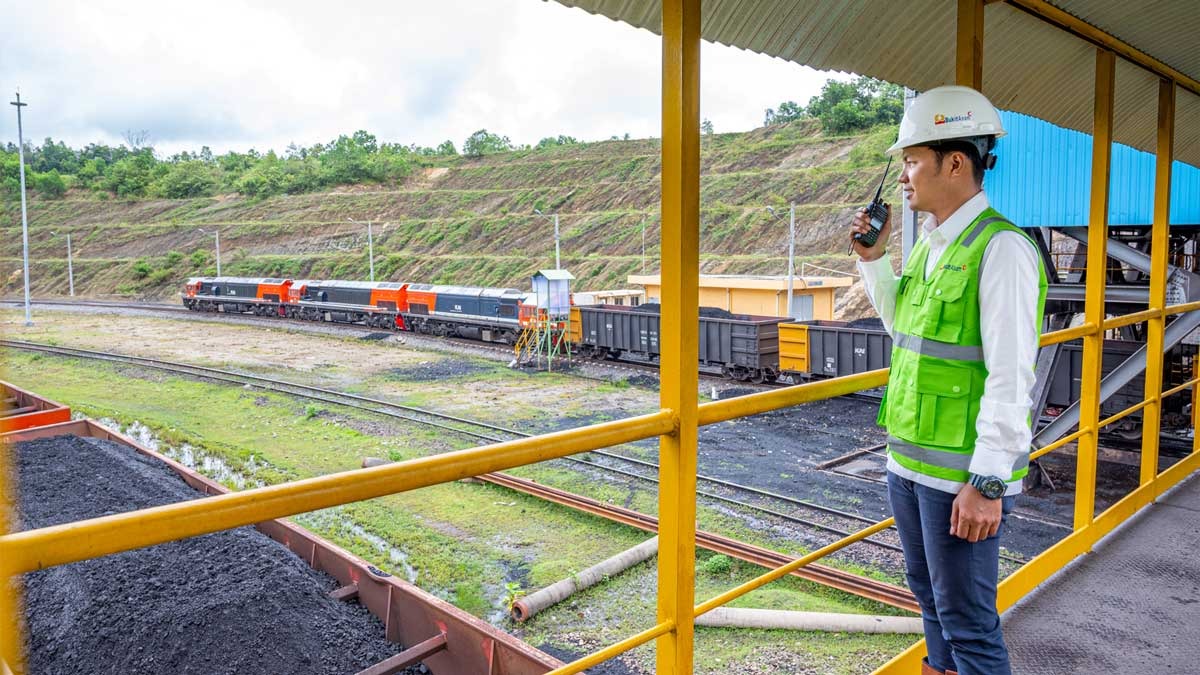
[66,233,74,296]
[11,92,31,325]
[51,231,75,296]
[786,202,796,320]
[641,218,647,274]
[198,228,221,275]
[533,209,562,270]
[349,217,377,281]
[766,204,798,319]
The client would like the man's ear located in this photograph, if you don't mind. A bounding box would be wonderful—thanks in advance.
[950,150,969,179]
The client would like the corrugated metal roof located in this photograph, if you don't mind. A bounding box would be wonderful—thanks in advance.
[551,0,1200,167]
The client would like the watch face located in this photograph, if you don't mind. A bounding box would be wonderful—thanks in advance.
[969,475,1008,497]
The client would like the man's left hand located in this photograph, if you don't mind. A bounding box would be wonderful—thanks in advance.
[950,484,1003,542]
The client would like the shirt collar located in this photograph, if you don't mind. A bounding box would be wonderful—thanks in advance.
[922,191,990,246]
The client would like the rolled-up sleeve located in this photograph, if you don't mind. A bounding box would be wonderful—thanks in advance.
[971,231,1042,478]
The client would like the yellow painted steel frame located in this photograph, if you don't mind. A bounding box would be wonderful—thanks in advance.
[656,0,701,673]
[1074,48,1115,531]
[0,439,20,673]
[1142,79,1175,485]
[3,4,1198,675]
[874,23,1192,675]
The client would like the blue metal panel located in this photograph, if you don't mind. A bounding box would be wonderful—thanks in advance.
[988,111,1200,226]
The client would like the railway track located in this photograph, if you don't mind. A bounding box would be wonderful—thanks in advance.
[3,338,920,612]
[7,298,882,401]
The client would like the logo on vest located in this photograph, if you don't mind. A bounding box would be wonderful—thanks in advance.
[941,263,968,272]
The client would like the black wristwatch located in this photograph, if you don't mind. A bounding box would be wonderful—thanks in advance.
[969,474,1006,500]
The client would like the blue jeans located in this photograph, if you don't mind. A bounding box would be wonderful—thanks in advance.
[887,472,1013,675]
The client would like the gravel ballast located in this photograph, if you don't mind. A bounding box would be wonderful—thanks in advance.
[11,434,412,675]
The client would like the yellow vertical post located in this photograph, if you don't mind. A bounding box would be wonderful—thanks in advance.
[956,0,985,89]
[656,0,700,673]
[1193,357,1199,453]
[0,441,22,674]
[1075,48,1115,530]
[1140,78,1175,487]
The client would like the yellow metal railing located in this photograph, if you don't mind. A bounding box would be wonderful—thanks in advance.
[4,2,1198,674]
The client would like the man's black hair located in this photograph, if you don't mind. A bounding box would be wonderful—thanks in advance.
[929,140,987,186]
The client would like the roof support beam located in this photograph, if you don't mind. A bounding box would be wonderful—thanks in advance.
[1141,78,1176,485]
[956,0,985,89]
[655,0,700,673]
[1004,0,1200,97]
[1075,47,1115,532]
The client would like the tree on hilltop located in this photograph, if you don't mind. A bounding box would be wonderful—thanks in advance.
[763,77,903,134]
[463,129,513,157]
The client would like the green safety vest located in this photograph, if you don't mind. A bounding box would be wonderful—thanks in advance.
[879,208,1048,486]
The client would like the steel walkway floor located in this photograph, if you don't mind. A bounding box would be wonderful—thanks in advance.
[1004,470,1200,673]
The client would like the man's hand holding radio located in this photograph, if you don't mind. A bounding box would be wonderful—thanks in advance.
[850,204,891,262]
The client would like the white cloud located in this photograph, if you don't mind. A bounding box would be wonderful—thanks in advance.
[0,0,841,156]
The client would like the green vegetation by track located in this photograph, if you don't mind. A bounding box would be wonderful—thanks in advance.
[1,340,913,673]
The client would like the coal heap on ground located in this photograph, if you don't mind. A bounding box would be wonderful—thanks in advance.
[12,435,416,675]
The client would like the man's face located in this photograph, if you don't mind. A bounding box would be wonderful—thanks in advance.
[899,145,946,214]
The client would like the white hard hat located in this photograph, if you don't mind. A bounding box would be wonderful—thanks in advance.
[888,85,1006,154]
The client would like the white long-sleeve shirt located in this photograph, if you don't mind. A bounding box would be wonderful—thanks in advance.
[858,191,1041,495]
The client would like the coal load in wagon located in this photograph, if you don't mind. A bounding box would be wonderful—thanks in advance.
[11,435,421,675]
[630,302,737,319]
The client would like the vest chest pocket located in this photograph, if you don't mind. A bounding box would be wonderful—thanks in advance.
[919,271,970,342]
[914,362,971,448]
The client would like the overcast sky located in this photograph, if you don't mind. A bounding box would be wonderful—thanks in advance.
[0,0,843,157]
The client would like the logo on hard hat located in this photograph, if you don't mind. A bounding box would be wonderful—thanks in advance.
[934,111,973,125]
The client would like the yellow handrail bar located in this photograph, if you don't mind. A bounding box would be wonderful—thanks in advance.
[693,519,894,617]
[1031,427,1091,461]
[0,410,675,577]
[1102,309,1160,330]
[546,621,675,675]
[698,369,887,426]
[1040,323,1096,346]
[1162,377,1200,399]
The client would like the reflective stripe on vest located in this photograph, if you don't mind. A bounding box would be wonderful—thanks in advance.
[881,208,1048,485]
[893,331,985,362]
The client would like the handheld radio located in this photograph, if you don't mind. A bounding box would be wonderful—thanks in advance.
[849,157,893,253]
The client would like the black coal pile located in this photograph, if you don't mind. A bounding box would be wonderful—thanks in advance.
[11,435,416,675]
[844,316,885,331]
[629,303,736,319]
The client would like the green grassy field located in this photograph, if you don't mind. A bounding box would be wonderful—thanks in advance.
[1,319,915,672]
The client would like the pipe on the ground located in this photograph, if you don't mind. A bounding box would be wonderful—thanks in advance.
[511,536,659,622]
[695,607,923,634]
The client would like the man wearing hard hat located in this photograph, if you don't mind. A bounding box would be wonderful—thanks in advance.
[851,85,1047,675]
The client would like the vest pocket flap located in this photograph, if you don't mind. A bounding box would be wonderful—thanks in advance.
[931,271,969,302]
[915,363,970,398]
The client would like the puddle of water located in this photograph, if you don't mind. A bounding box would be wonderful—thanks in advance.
[92,419,517,622]
[97,418,266,490]
[295,508,419,584]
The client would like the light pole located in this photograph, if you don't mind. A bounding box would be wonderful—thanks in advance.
[348,217,375,281]
[641,218,647,274]
[533,208,561,270]
[198,228,221,276]
[50,231,74,296]
[11,92,31,325]
[766,204,797,319]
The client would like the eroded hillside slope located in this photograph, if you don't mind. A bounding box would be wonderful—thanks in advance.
[1,121,895,313]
